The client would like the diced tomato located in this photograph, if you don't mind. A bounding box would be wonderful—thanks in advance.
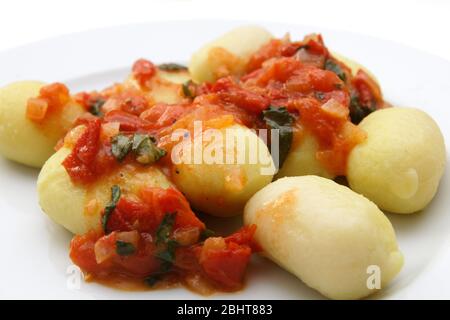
[119,94,149,116]
[103,110,151,132]
[62,118,101,183]
[132,58,156,88]
[26,98,48,122]
[208,77,270,114]
[139,187,205,231]
[70,230,161,278]
[140,103,194,130]
[70,231,104,274]
[303,35,328,56]
[39,82,70,109]
[26,82,70,122]
[351,69,383,106]
[105,187,204,235]
[225,224,257,247]
[198,239,252,290]
[246,39,285,72]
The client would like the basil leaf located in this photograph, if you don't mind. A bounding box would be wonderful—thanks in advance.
[182,80,195,99]
[89,99,105,117]
[132,133,166,165]
[155,212,177,245]
[111,134,132,162]
[155,239,178,263]
[116,240,136,256]
[101,185,121,234]
[145,214,179,286]
[200,228,215,240]
[158,63,187,72]
[349,93,375,124]
[144,275,160,287]
[325,59,346,82]
[262,106,295,169]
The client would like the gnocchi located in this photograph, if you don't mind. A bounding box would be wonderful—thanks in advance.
[276,130,335,180]
[0,81,84,167]
[189,26,273,83]
[37,140,172,235]
[244,176,404,299]
[171,124,275,217]
[0,26,444,297]
[347,107,446,214]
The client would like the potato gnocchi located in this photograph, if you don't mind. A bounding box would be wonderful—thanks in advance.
[0,25,445,299]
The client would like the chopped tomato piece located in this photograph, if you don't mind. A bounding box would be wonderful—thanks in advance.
[26,98,48,122]
[140,104,194,130]
[103,110,150,132]
[132,58,156,88]
[62,118,101,183]
[39,82,70,109]
[352,69,383,106]
[198,228,255,290]
[105,187,204,235]
[208,77,270,114]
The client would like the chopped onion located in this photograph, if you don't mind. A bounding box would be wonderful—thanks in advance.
[94,237,116,264]
[116,230,140,248]
[173,227,200,246]
[321,98,349,120]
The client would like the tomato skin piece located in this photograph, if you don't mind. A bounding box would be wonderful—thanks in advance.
[207,77,270,114]
[105,187,204,235]
[140,104,194,130]
[199,242,252,290]
[132,59,157,88]
[62,118,101,183]
[70,231,161,278]
[119,94,149,116]
[39,82,70,110]
[103,110,151,132]
[26,82,70,122]
[351,69,383,106]
[225,224,257,246]
[70,231,104,274]
[139,187,205,231]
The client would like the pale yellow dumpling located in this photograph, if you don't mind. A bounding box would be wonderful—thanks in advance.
[171,124,275,217]
[347,107,446,214]
[0,81,84,168]
[276,131,334,180]
[37,141,172,235]
[244,176,403,300]
[189,26,273,83]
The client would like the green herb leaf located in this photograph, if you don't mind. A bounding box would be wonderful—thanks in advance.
[111,134,132,162]
[200,228,215,240]
[155,212,177,245]
[144,275,160,287]
[158,63,187,72]
[145,215,180,287]
[349,93,375,124]
[262,106,295,170]
[155,239,178,263]
[325,59,347,82]
[132,133,166,164]
[101,185,121,234]
[182,80,195,99]
[89,99,105,117]
[116,240,136,256]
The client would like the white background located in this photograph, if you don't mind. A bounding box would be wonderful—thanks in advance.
[0,0,449,61]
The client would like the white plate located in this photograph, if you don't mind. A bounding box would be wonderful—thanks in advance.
[0,20,449,300]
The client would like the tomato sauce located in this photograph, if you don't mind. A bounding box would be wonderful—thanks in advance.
[31,32,386,294]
